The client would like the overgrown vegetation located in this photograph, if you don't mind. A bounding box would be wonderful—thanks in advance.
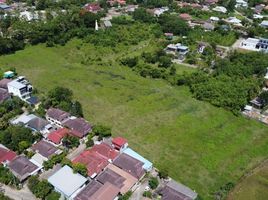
[28,176,55,200]
[0,165,19,187]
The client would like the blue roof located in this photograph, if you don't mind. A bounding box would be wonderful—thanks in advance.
[123,148,152,171]
[0,4,11,9]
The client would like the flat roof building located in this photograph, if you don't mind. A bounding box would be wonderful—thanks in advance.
[48,165,87,199]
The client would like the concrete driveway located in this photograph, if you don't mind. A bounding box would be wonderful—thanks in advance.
[67,143,86,160]
[130,180,149,200]
[1,184,36,200]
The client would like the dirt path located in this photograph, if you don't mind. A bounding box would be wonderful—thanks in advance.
[1,184,36,200]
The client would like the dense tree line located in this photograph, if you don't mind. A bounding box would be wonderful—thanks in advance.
[177,52,268,114]
[0,165,20,187]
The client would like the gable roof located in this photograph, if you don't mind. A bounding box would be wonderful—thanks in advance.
[112,137,127,148]
[97,168,125,189]
[75,180,103,200]
[88,182,120,200]
[46,108,70,122]
[32,140,58,158]
[160,180,198,200]
[63,118,91,137]
[8,156,39,182]
[113,153,145,179]
[0,145,17,164]
[48,165,87,198]
[47,128,69,144]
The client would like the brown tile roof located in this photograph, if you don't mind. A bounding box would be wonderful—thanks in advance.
[8,156,38,182]
[97,168,125,189]
[32,140,58,158]
[106,164,138,194]
[63,118,91,137]
[75,181,103,200]
[0,88,10,103]
[46,108,70,122]
[89,182,120,200]
[113,153,145,179]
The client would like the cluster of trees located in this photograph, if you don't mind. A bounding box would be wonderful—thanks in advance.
[0,125,38,153]
[177,52,268,114]
[28,176,60,200]
[148,177,159,189]
[62,135,80,149]
[0,165,19,187]
[92,124,112,141]
[43,152,67,170]
[118,191,132,200]
[41,86,83,117]
[0,97,24,130]
[120,49,176,80]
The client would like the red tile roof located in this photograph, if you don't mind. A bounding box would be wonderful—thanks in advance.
[112,137,127,149]
[47,128,69,144]
[0,147,17,164]
[72,143,119,177]
[179,13,192,21]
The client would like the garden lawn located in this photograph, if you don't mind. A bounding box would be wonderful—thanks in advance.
[0,40,268,199]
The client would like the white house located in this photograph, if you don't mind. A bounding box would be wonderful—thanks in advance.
[235,0,248,8]
[7,76,33,100]
[260,20,268,28]
[240,38,260,51]
[212,6,227,13]
[153,7,169,17]
[226,17,242,26]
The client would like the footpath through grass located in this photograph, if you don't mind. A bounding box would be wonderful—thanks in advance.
[0,39,268,199]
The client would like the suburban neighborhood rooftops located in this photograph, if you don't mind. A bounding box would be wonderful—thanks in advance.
[106,164,138,194]
[75,180,103,200]
[123,148,152,171]
[90,143,119,161]
[46,107,70,122]
[0,145,16,164]
[63,118,91,137]
[8,155,39,182]
[48,165,87,198]
[113,153,145,179]
[32,140,59,158]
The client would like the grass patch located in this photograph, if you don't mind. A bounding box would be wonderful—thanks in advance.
[0,39,268,199]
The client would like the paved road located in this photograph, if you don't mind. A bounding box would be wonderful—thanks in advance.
[1,184,36,200]
[66,143,86,160]
[130,180,148,200]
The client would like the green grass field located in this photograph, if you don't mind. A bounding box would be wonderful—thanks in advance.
[0,39,268,199]
[228,162,268,200]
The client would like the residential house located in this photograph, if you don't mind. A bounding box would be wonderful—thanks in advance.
[179,13,192,21]
[72,143,118,178]
[253,14,263,19]
[255,4,265,14]
[75,180,120,200]
[165,43,189,59]
[31,140,61,166]
[260,20,268,28]
[46,107,70,127]
[123,148,153,171]
[0,87,10,103]
[256,38,268,53]
[84,3,102,13]
[240,38,260,51]
[107,0,126,6]
[8,155,41,182]
[235,0,248,8]
[204,0,218,6]
[0,144,16,165]
[63,118,91,138]
[112,137,128,152]
[226,17,242,26]
[47,128,81,145]
[212,6,227,13]
[10,113,37,126]
[113,153,145,180]
[158,179,198,200]
[203,22,215,31]
[210,16,220,22]
[7,76,33,101]
[153,7,169,17]
[27,116,53,136]
[0,4,11,11]
[97,164,138,194]
[48,165,87,199]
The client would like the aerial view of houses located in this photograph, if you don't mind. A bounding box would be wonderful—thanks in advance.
[0,0,268,200]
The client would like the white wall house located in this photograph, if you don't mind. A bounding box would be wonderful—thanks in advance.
[7,76,33,100]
